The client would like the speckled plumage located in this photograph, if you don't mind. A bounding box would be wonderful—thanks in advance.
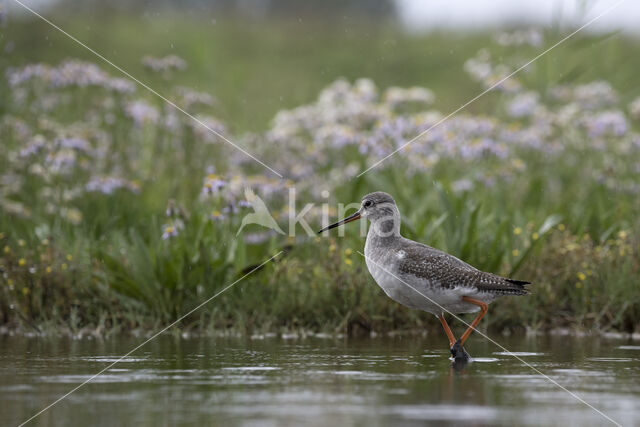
[397,242,529,296]
[359,191,529,316]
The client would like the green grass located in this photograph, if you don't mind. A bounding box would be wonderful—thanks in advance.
[0,11,639,336]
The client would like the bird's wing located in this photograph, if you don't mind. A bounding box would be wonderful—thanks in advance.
[398,241,529,295]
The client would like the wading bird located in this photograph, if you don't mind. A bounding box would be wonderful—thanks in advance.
[318,192,529,362]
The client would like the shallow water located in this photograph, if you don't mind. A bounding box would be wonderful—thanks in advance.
[1,334,639,426]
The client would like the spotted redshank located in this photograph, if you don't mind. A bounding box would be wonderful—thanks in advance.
[318,191,529,362]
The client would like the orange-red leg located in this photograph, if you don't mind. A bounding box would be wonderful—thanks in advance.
[458,296,489,346]
[438,314,457,347]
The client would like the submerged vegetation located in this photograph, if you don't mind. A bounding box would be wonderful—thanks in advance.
[1,18,639,337]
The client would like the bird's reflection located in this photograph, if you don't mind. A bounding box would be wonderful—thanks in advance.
[451,355,471,372]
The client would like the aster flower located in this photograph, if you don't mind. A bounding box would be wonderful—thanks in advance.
[582,111,628,138]
[161,225,178,240]
[86,177,140,194]
[161,220,184,240]
[175,86,215,109]
[125,100,160,126]
[573,81,618,110]
[628,97,640,120]
[202,174,227,196]
[142,55,187,74]
[209,210,225,221]
[383,86,435,108]
[6,60,135,93]
[506,92,539,118]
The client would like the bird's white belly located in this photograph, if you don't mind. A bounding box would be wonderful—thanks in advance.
[365,251,493,315]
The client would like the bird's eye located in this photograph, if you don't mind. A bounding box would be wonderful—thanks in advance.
[363,200,372,208]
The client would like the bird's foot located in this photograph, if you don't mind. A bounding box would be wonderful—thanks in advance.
[450,339,471,362]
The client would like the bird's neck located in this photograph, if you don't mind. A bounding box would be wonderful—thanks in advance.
[367,216,401,243]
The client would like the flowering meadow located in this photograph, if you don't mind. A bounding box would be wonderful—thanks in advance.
[1,25,639,336]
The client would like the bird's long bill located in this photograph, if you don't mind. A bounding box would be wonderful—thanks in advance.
[317,210,361,234]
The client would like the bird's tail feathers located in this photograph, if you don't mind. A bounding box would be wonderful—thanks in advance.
[506,278,531,287]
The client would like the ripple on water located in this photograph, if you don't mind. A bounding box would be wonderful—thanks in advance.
[0,384,34,392]
[305,369,435,381]
[493,352,544,357]
[587,357,634,363]
[471,357,500,363]
[618,345,640,350]
[387,388,410,395]
[551,369,608,377]
[221,366,281,372]
[38,371,160,384]
[332,370,364,376]
[493,374,546,381]
[77,356,150,363]
[387,404,497,422]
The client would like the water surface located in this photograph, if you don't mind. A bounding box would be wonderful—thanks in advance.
[1,334,639,426]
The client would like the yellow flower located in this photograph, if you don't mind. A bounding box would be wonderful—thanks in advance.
[575,282,582,289]
[7,279,13,287]
[61,263,68,271]
[558,224,565,231]
[22,287,30,295]
[329,244,336,253]
[576,272,586,281]
[66,254,73,261]
[42,239,50,246]
[344,248,353,256]
[532,232,539,240]
[513,227,522,236]
[3,245,9,254]
[45,266,52,274]
[618,230,627,239]
[512,249,520,257]
[18,258,26,266]
[18,239,26,247]
[345,259,352,266]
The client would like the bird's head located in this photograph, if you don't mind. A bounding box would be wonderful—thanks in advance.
[317,191,400,236]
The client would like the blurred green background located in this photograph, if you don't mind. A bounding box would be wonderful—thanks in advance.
[4,0,640,132]
[1,0,638,336]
